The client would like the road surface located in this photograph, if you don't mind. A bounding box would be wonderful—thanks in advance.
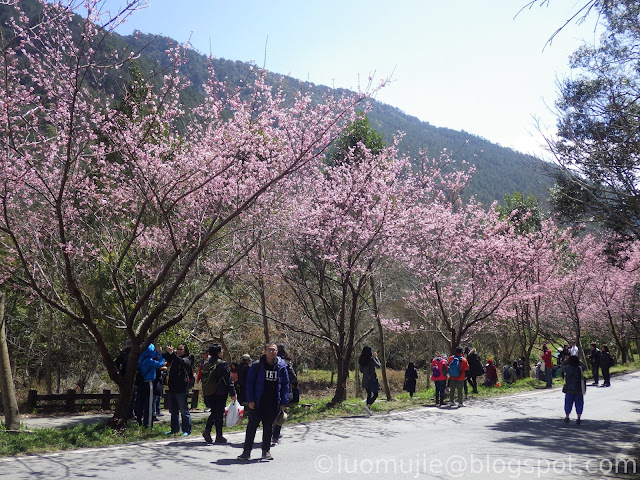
[2,372,640,479]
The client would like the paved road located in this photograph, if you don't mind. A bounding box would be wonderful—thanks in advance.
[2,372,640,480]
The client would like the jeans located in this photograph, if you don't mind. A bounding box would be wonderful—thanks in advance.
[592,365,600,384]
[601,367,610,386]
[564,393,584,415]
[546,367,553,388]
[242,403,279,454]
[168,392,191,434]
[366,389,378,406]
[204,394,227,438]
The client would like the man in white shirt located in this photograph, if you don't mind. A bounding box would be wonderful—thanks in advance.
[569,340,579,357]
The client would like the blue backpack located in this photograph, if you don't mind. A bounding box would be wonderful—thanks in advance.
[449,355,462,377]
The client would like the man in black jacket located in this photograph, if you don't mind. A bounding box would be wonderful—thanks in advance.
[164,343,193,436]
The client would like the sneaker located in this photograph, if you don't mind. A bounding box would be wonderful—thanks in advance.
[458,403,465,407]
[364,405,372,416]
[237,452,251,461]
[202,431,213,444]
[181,432,191,437]
[214,436,228,444]
[262,451,274,460]
[576,418,582,425]
[165,431,177,436]
[563,417,569,423]
[203,408,211,413]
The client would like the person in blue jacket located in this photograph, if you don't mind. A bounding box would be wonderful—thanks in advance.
[136,343,166,428]
[237,342,290,462]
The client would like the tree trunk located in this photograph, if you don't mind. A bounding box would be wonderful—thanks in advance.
[329,350,349,406]
[0,292,20,430]
[108,348,139,429]
[257,241,269,344]
[370,277,391,401]
[45,309,53,394]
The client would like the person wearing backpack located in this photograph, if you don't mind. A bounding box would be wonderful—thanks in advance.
[448,347,469,407]
[201,344,236,444]
[403,361,419,398]
[431,355,448,406]
[503,362,516,384]
[164,343,194,436]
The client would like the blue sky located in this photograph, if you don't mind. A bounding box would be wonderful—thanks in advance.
[100,0,599,158]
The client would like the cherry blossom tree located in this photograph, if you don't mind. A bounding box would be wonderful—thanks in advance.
[0,0,366,426]
[400,196,544,354]
[274,135,410,405]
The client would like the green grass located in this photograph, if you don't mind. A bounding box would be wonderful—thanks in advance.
[1,361,638,457]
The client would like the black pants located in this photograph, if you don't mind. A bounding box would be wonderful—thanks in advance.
[204,394,227,438]
[366,389,378,406]
[242,403,279,454]
[601,367,610,386]
[592,365,600,383]
[134,381,154,428]
[467,376,478,392]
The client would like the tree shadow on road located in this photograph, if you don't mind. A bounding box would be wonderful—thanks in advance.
[486,415,639,460]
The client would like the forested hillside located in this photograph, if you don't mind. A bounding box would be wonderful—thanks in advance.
[0,0,555,207]
[119,32,555,207]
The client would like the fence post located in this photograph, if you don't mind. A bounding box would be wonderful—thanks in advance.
[190,389,199,409]
[66,389,76,413]
[27,390,38,411]
[102,389,111,410]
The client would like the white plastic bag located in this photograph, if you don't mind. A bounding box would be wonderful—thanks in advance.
[224,400,244,427]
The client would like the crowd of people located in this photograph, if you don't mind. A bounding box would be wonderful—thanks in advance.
[114,340,299,461]
[113,338,617,462]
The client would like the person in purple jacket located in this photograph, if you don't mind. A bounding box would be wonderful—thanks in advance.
[237,342,290,462]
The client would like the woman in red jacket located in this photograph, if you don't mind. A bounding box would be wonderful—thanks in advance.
[483,358,498,386]
[431,355,448,406]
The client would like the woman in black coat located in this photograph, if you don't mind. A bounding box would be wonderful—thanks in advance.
[403,362,419,397]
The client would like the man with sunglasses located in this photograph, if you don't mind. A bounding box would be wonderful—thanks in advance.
[164,343,193,436]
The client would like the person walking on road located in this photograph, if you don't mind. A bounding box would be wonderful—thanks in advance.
[359,346,381,416]
[201,344,237,444]
[563,354,586,424]
[237,342,290,462]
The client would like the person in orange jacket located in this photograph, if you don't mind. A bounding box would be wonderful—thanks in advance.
[448,347,470,407]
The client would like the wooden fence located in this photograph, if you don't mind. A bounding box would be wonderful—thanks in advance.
[27,389,200,413]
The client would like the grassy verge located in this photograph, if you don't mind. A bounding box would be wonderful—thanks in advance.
[1,361,638,457]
